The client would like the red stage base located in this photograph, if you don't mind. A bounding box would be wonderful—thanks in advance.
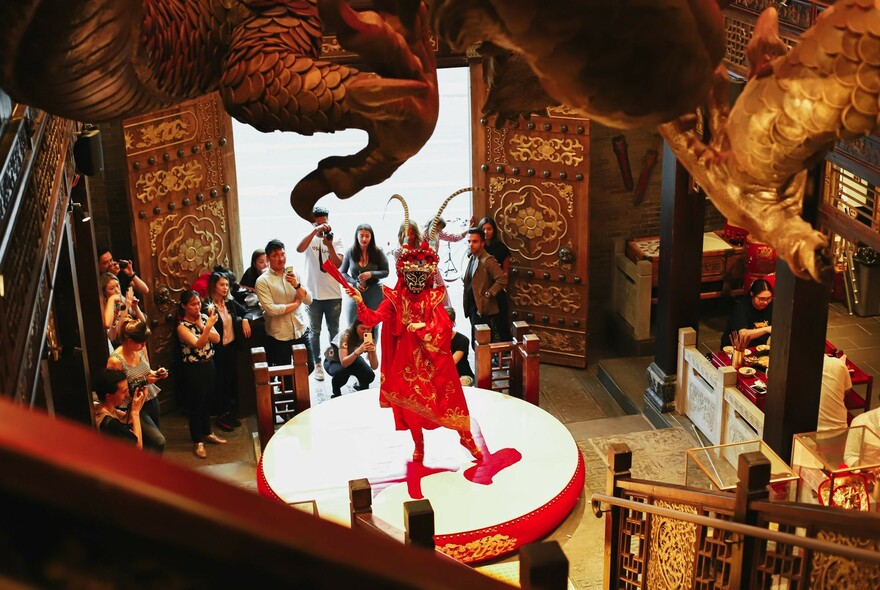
[258,388,584,564]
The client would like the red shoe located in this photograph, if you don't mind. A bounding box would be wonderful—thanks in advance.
[459,432,483,461]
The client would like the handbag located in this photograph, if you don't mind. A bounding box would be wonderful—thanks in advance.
[323,345,338,362]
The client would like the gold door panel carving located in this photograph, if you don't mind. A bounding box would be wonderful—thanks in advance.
[472,61,590,367]
[508,134,585,166]
[123,93,241,409]
[491,181,571,261]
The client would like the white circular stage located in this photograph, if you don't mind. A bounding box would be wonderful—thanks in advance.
[258,387,584,563]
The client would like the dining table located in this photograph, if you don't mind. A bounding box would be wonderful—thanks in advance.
[709,350,767,411]
[710,340,874,421]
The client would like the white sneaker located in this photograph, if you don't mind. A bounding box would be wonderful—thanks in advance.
[313,364,325,381]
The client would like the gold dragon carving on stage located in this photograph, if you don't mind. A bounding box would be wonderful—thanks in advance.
[432,0,880,283]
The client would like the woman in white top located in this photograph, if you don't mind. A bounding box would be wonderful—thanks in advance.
[107,317,168,453]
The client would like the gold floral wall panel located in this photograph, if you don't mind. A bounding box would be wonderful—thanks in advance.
[471,61,590,367]
[122,93,240,402]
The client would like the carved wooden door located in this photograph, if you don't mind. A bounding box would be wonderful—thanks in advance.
[122,93,242,410]
[469,63,590,368]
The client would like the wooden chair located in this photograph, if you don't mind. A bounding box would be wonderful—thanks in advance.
[252,344,311,450]
[475,321,540,405]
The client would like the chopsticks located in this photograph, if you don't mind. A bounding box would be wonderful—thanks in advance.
[730,330,752,353]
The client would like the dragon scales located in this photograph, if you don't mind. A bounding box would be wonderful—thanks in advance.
[433,0,880,282]
[0,0,438,218]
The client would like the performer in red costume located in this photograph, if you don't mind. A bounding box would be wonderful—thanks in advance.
[342,194,481,463]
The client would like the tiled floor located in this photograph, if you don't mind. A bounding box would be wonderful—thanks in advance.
[157,298,880,588]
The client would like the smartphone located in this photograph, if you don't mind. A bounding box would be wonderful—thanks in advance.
[285,266,294,275]
[363,332,373,345]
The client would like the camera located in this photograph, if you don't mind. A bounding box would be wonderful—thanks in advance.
[318,230,333,240]
[118,259,130,270]
[114,301,126,311]
[128,375,148,391]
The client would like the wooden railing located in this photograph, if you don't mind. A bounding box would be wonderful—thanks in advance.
[251,344,311,450]
[349,478,570,589]
[474,321,540,405]
[595,443,880,589]
[0,396,511,589]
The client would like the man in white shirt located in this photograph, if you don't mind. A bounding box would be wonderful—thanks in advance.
[255,239,314,374]
[817,354,853,431]
[296,206,344,380]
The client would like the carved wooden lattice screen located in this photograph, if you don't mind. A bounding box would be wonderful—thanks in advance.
[469,63,590,368]
[0,102,76,403]
[121,93,241,407]
[613,485,740,590]
[821,145,880,253]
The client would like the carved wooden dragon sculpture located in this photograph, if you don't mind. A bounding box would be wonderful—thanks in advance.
[0,0,438,218]
[433,0,880,282]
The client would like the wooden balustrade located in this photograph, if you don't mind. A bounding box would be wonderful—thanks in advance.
[252,343,310,450]
[475,321,540,404]
[597,443,880,589]
[348,478,569,588]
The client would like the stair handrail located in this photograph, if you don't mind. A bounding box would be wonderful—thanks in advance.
[591,492,880,565]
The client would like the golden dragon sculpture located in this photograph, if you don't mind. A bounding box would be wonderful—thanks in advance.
[433,0,880,282]
[0,0,438,219]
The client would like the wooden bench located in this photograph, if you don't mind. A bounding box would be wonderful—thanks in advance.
[474,321,540,405]
[252,344,311,451]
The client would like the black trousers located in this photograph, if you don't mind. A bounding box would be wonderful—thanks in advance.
[213,342,239,417]
[180,359,215,443]
[266,333,314,374]
[324,356,375,395]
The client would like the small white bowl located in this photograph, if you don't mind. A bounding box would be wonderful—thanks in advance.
[738,367,756,376]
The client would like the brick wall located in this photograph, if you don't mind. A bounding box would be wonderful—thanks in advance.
[587,122,726,335]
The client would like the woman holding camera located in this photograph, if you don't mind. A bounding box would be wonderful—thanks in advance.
[208,270,251,431]
[323,318,378,398]
[93,368,148,449]
[106,317,167,453]
[177,290,224,459]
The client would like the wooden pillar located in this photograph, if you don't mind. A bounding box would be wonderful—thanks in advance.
[729,451,770,588]
[349,478,372,529]
[292,343,311,413]
[519,541,568,590]
[602,443,632,587]
[762,265,830,458]
[763,166,829,460]
[521,334,541,405]
[474,324,492,390]
[403,499,435,550]
[253,361,273,450]
[645,142,705,417]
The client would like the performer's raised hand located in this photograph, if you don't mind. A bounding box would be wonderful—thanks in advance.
[346,286,363,304]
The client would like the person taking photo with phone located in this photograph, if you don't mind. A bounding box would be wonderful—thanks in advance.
[322,318,378,398]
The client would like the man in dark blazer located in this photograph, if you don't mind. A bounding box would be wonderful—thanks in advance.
[462,227,508,343]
